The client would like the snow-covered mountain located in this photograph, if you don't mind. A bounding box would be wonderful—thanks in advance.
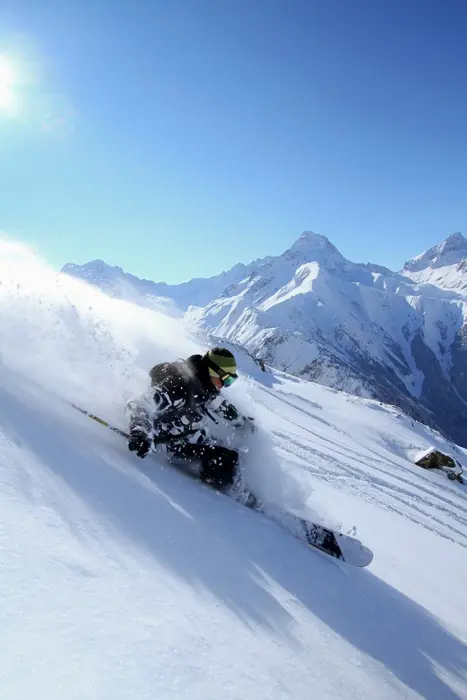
[401,231,467,291]
[62,257,249,312]
[2,240,467,699]
[64,232,467,448]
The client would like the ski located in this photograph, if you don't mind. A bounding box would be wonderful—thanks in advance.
[71,402,373,567]
[228,485,373,567]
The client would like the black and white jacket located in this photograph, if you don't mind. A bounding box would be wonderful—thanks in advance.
[127,354,243,446]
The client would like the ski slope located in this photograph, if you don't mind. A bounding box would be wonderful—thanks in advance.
[1,240,467,699]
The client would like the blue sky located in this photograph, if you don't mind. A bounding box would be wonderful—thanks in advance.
[0,0,466,283]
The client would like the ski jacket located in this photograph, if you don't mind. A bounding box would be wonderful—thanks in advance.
[127,354,243,445]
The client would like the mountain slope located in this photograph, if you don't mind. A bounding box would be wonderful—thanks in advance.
[2,241,467,698]
[64,232,467,448]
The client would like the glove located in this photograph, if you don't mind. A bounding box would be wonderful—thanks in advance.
[218,401,240,423]
[128,431,151,458]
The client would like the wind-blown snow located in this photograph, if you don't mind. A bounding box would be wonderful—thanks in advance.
[1,240,467,699]
[0,239,200,420]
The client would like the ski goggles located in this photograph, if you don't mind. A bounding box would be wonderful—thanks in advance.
[221,373,237,388]
[208,360,238,387]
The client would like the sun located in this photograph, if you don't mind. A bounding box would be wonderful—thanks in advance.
[0,55,18,114]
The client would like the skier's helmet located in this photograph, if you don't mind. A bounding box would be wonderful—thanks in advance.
[205,347,238,387]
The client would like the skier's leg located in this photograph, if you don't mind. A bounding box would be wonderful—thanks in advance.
[199,444,239,489]
[168,440,239,489]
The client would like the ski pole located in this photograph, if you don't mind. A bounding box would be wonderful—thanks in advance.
[70,403,191,446]
[71,403,130,440]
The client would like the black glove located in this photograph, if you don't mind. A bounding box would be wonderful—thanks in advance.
[218,401,240,422]
[128,431,151,458]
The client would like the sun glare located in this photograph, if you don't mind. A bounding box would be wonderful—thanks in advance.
[0,55,18,114]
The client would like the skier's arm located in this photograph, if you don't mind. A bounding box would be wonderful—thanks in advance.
[126,395,154,458]
[127,396,153,436]
[126,372,192,455]
[151,384,196,444]
[152,387,188,415]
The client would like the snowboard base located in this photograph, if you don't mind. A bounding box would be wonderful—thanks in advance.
[261,508,373,567]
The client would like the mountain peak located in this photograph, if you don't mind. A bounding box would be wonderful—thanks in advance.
[284,231,344,263]
[63,259,124,282]
[438,232,467,254]
[403,232,467,273]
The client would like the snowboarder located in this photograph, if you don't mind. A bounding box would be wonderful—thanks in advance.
[126,347,252,489]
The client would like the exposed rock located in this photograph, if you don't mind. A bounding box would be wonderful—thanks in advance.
[415,450,464,483]
[416,450,456,469]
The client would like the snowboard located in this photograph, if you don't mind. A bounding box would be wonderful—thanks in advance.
[292,516,373,567]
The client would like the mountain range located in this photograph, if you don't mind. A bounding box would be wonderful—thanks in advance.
[63,231,467,447]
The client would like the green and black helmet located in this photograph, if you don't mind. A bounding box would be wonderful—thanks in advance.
[205,347,238,387]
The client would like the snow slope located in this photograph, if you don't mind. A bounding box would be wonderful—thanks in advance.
[2,241,467,699]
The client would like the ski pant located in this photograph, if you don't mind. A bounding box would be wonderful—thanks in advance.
[166,440,239,489]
